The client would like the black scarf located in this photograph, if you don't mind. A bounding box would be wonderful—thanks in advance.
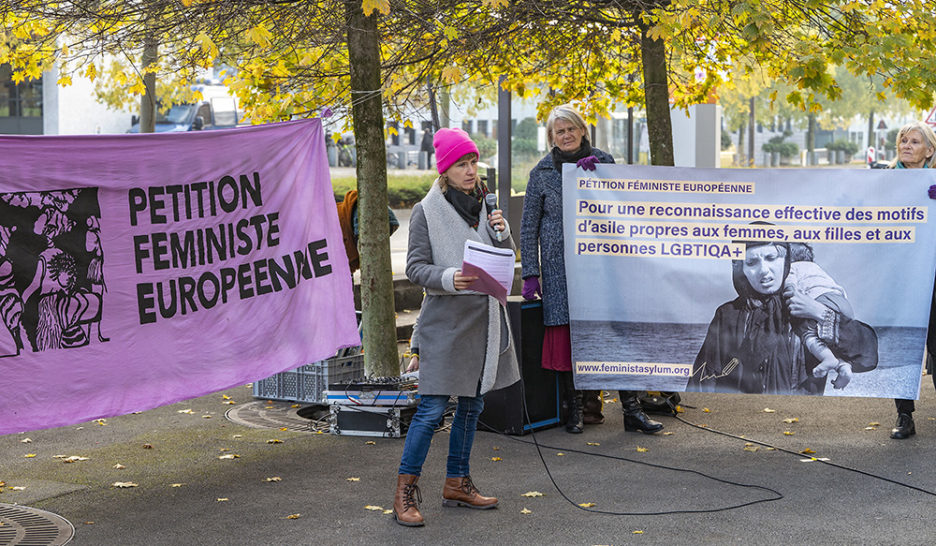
[444,187,483,228]
[551,139,594,171]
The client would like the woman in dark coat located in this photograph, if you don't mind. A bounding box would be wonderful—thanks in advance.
[520,104,662,434]
[887,121,936,439]
[689,240,878,394]
[392,128,519,527]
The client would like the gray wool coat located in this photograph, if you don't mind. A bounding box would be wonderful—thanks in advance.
[406,183,520,397]
[520,148,615,326]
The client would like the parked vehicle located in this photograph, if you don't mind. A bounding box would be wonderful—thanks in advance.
[128,85,239,133]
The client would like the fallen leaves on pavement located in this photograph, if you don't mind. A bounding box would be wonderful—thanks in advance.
[520,491,544,497]
[112,482,138,488]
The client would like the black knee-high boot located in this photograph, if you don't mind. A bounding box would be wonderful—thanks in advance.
[619,391,663,433]
[560,372,583,433]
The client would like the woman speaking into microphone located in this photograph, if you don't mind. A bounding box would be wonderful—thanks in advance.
[392,128,519,527]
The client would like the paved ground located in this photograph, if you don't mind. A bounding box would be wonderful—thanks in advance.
[2,382,936,545]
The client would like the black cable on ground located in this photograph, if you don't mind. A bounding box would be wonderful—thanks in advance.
[673,413,936,498]
[477,380,784,516]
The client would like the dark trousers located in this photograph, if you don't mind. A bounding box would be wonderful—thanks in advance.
[896,286,936,415]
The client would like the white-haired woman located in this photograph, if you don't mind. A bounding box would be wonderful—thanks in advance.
[889,121,936,439]
[520,104,663,434]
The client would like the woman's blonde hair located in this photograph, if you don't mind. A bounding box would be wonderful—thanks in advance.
[435,152,481,193]
[889,121,936,168]
[545,104,589,149]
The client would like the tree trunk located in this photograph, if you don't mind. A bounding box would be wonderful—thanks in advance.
[807,113,816,164]
[639,22,673,166]
[737,123,745,166]
[747,97,755,166]
[867,110,874,148]
[140,18,157,134]
[345,0,398,377]
[427,77,440,132]
[439,86,451,129]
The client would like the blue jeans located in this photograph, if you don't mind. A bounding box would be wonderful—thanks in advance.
[398,394,484,478]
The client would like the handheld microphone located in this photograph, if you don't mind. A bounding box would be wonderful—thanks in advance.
[484,193,502,242]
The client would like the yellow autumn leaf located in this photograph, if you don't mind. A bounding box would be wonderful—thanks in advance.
[181,0,193,6]
[662,431,674,436]
[246,24,273,48]
[178,409,194,414]
[11,486,27,491]
[57,74,73,87]
[382,509,393,515]
[222,395,231,400]
[762,408,776,413]
[267,439,284,444]
[218,454,240,460]
[63,456,90,463]
[170,483,185,488]
[636,446,649,453]
[291,404,300,408]
[365,441,376,445]
[782,418,799,424]
[491,457,502,462]
[285,514,301,519]
[743,443,758,452]
[783,431,795,436]
[800,448,816,454]
[702,408,711,413]
[521,491,544,497]
[265,477,282,482]
[95,419,107,426]
[279,427,288,431]
[23,453,36,458]
[128,80,146,96]
[586,442,600,446]
[233,435,243,439]
[113,463,126,469]
[347,477,361,482]
[361,0,390,16]
[364,505,384,511]
[441,65,462,84]
[556,452,565,456]
[578,502,596,508]
[112,482,138,488]
[217,497,229,502]
[20,438,32,443]
[867,422,880,427]
[520,508,532,514]
[224,400,235,405]
[633,530,645,534]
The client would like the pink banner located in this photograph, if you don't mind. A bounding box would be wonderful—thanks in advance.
[0,119,359,434]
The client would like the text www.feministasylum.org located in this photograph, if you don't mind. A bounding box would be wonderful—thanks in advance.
[576,361,692,378]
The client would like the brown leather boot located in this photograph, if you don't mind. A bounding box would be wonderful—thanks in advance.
[442,476,498,509]
[392,474,424,526]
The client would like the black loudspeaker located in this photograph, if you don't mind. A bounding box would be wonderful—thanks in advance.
[478,299,561,435]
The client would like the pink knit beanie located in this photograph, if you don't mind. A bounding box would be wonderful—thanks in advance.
[433,128,479,174]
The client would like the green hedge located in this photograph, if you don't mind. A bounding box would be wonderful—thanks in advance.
[332,172,438,208]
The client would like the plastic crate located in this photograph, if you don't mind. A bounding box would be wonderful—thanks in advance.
[252,351,365,403]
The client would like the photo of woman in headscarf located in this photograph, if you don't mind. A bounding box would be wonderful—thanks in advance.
[688,239,879,395]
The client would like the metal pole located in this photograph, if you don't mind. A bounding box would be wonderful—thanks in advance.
[627,106,634,164]
[497,75,512,229]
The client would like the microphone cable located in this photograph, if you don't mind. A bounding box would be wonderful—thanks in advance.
[672,412,936,498]
[477,378,784,516]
